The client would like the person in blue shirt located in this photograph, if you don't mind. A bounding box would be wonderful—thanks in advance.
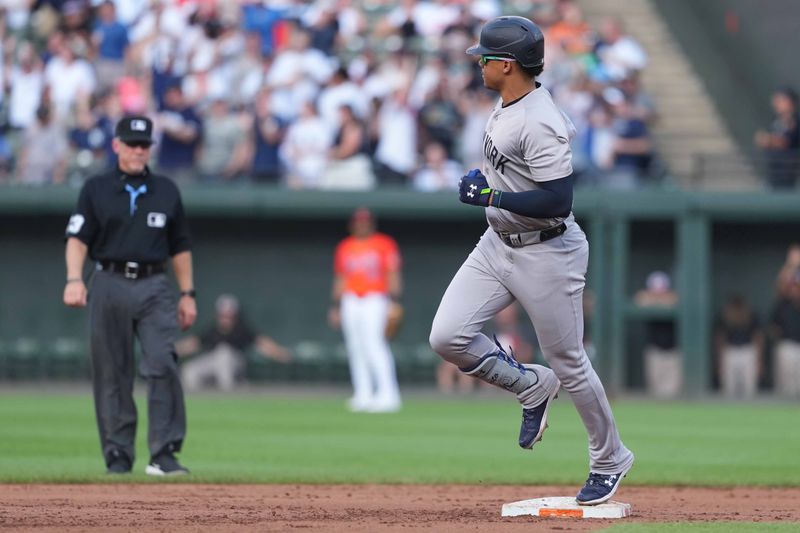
[92,1,129,90]
[156,84,201,184]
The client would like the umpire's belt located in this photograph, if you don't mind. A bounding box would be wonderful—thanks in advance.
[496,222,567,248]
[99,260,166,279]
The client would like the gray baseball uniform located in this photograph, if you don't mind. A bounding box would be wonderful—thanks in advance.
[430,86,634,474]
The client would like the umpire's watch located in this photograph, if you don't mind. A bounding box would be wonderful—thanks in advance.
[180,289,196,298]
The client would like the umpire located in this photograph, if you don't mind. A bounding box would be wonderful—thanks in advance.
[63,116,197,475]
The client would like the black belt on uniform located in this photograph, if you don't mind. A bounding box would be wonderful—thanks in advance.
[496,222,567,248]
[98,260,166,279]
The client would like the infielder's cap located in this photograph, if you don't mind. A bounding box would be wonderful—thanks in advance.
[115,116,154,145]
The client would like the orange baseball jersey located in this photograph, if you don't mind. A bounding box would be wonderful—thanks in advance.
[334,233,401,296]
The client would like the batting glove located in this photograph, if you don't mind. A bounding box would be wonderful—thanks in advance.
[459,169,501,207]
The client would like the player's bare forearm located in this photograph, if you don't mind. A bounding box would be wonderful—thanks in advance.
[64,238,89,307]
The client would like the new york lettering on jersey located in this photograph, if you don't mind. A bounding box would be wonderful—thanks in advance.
[483,133,511,174]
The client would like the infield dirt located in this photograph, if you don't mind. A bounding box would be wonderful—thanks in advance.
[1,484,799,531]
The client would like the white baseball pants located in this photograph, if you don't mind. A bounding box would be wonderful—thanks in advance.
[341,293,401,411]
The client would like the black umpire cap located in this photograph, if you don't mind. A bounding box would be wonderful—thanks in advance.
[115,116,154,145]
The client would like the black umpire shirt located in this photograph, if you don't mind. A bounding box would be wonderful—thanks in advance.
[65,167,192,263]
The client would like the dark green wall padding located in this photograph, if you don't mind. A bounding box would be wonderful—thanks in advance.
[1,186,799,394]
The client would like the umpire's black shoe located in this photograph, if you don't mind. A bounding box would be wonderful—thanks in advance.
[106,449,132,474]
[106,457,132,475]
[518,380,560,450]
[145,453,190,476]
[575,463,633,506]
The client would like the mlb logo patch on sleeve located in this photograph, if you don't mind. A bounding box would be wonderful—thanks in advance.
[147,212,167,228]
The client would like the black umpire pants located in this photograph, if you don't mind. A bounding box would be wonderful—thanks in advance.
[89,270,186,467]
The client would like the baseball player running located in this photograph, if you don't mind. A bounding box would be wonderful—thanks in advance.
[429,16,634,505]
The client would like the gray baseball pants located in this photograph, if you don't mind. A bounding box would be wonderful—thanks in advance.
[88,270,186,467]
[430,219,634,474]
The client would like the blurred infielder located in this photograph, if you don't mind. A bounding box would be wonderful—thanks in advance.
[429,16,634,505]
[329,207,403,413]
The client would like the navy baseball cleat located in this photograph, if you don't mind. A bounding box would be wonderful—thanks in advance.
[145,453,190,476]
[518,380,560,449]
[575,464,633,505]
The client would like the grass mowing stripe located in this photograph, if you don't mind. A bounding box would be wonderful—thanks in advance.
[0,393,797,485]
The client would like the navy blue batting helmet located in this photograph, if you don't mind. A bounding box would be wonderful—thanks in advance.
[466,16,545,69]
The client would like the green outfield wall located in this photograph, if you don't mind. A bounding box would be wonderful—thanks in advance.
[1,185,799,394]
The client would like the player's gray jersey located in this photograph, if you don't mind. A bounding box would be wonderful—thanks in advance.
[482,85,576,233]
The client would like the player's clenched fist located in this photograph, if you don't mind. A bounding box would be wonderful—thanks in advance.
[459,169,497,207]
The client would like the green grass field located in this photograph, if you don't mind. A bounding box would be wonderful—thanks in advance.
[1,389,797,486]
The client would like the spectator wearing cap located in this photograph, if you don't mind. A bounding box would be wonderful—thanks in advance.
[635,270,681,398]
[177,294,291,392]
[63,115,197,476]
[754,87,800,190]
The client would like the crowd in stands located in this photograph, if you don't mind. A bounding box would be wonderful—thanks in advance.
[0,0,657,189]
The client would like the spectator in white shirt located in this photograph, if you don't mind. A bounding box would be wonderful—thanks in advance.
[412,141,461,191]
[595,17,647,82]
[7,41,44,131]
[43,36,96,124]
[280,100,332,189]
[373,87,417,186]
[317,67,366,132]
